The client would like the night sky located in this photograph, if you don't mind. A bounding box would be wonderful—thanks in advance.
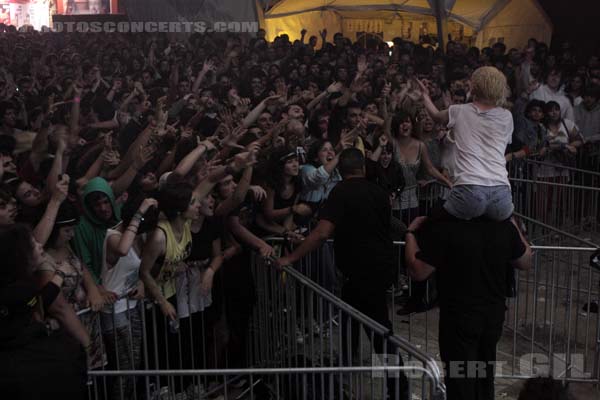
[539,0,600,57]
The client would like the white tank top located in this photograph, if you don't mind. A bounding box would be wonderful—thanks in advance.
[101,229,142,314]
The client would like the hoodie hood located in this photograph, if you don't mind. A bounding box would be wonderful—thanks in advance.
[81,177,121,226]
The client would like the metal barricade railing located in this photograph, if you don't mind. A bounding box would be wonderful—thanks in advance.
[508,158,600,239]
[81,249,446,400]
[390,242,600,388]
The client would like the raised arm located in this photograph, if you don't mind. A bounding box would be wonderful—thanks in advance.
[105,198,157,266]
[228,215,274,258]
[33,175,69,246]
[214,165,253,217]
[416,79,449,125]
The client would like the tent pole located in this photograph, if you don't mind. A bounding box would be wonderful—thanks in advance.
[433,0,449,53]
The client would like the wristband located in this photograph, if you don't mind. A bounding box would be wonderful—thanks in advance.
[132,211,144,222]
[55,269,67,280]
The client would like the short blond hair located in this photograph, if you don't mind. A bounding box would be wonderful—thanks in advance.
[470,66,508,106]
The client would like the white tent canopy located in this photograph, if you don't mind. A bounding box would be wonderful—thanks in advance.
[261,0,552,50]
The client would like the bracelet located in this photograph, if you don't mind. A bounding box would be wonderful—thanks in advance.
[126,227,139,234]
[132,212,144,222]
[55,269,67,280]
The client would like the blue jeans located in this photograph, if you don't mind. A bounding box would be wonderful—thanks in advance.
[443,185,514,221]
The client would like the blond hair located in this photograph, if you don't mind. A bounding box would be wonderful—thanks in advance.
[470,66,508,107]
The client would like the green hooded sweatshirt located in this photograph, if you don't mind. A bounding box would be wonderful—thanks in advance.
[72,177,121,283]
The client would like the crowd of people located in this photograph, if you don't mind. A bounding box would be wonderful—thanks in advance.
[0,22,599,400]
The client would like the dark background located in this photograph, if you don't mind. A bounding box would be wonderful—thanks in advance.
[540,0,600,58]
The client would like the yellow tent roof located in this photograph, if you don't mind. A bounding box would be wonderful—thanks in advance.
[262,0,553,48]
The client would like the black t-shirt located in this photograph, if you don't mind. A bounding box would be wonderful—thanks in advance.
[0,280,60,348]
[189,218,222,267]
[319,177,395,288]
[415,216,526,312]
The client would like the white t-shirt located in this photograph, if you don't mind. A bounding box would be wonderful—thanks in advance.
[447,103,513,187]
[101,229,141,314]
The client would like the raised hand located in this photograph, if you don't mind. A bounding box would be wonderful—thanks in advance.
[133,144,155,170]
[326,81,344,94]
[51,174,70,203]
[138,197,158,214]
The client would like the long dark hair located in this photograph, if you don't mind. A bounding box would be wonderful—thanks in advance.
[0,224,35,286]
[267,147,301,195]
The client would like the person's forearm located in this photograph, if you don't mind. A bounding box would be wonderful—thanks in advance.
[46,149,64,191]
[429,165,452,187]
[140,269,166,305]
[216,166,252,216]
[33,198,61,246]
[82,267,101,297]
[192,71,208,93]
[156,149,176,177]
[48,291,91,347]
[77,151,104,187]
[110,164,139,198]
[174,145,208,177]
[285,230,327,264]
[119,91,137,112]
[88,119,119,130]
[186,109,204,129]
[70,96,81,137]
[369,145,383,162]
[242,101,267,128]
[229,218,268,250]
[307,91,328,111]
[422,95,448,124]
[405,230,436,281]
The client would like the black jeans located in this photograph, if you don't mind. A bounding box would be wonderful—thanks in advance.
[439,304,505,400]
[341,282,409,400]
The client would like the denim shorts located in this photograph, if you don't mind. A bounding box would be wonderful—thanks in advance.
[443,184,514,221]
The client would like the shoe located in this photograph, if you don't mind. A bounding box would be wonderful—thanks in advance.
[396,301,429,316]
[582,301,598,314]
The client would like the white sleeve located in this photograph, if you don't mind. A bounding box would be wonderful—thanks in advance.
[447,104,459,129]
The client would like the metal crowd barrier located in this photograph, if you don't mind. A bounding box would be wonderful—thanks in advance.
[389,243,600,388]
[81,249,445,400]
[508,158,600,238]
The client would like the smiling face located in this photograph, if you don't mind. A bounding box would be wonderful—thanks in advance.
[398,117,413,137]
[316,142,335,166]
[380,148,393,168]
